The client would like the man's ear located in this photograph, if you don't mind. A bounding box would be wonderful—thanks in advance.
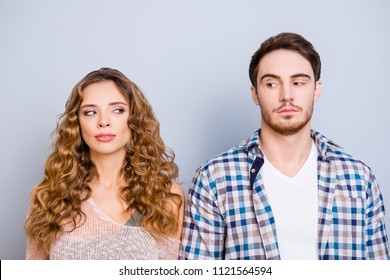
[251,86,260,106]
[314,80,322,102]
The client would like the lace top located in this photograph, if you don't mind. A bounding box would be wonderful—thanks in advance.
[26,198,180,260]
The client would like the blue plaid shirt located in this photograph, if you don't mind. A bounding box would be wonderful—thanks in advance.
[180,130,389,259]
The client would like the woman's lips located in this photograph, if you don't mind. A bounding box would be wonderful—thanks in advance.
[95,133,116,142]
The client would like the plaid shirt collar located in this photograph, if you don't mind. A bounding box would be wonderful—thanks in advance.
[237,128,342,161]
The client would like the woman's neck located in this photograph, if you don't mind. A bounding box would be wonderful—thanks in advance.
[89,150,126,190]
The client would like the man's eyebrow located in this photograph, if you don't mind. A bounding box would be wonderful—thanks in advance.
[260,74,281,81]
[290,73,312,79]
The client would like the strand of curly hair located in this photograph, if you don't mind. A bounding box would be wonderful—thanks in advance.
[25,68,180,254]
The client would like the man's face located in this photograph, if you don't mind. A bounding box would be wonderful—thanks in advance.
[251,49,321,136]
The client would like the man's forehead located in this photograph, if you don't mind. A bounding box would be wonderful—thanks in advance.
[258,49,314,78]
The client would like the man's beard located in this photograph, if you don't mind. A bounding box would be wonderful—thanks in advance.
[260,102,314,136]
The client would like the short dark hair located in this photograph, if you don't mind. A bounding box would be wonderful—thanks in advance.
[249,32,321,87]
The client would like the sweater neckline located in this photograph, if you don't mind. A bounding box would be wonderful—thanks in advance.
[85,197,181,244]
[86,197,135,228]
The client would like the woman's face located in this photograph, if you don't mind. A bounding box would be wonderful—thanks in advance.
[78,80,130,160]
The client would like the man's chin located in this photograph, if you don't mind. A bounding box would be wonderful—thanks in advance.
[268,121,310,136]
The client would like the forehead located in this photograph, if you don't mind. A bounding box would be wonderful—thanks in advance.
[81,80,128,105]
[258,49,314,78]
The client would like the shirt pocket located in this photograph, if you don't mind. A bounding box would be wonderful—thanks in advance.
[328,193,366,259]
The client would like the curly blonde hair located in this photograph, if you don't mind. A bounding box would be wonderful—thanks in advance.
[25,68,180,254]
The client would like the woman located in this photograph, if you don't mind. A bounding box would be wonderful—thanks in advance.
[25,68,184,259]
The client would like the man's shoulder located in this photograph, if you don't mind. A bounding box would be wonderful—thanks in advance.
[327,145,373,175]
[313,130,373,174]
[197,143,248,172]
[195,130,259,175]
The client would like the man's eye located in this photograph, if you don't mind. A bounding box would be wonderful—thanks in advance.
[266,83,278,88]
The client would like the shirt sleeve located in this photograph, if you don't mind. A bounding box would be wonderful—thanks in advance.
[365,173,390,259]
[179,168,226,259]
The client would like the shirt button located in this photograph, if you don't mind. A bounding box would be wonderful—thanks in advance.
[251,168,257,173]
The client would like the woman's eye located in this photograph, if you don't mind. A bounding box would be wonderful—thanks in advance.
[113,108,125,114]
[84,110,96,116]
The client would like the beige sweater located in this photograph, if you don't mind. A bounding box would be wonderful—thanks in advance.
[26,198,180,260]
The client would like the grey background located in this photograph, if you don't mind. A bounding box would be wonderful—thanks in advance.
[0,0,389,259]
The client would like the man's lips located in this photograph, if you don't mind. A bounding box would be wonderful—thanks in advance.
[95,133,116,142]
[277,107,298,113]
[276,107,300,116]
[274,103,302,114]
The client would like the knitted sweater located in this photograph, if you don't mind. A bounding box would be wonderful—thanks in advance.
[26,198,180,260]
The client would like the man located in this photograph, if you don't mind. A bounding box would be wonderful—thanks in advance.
[180,32,389,260]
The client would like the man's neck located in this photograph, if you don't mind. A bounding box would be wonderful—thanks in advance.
[259,125,313,177]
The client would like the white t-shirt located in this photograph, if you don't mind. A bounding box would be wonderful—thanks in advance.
[260,141,318,260]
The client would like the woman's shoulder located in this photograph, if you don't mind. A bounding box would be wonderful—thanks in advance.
[169,181,184,198]
[166,181,185,241]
